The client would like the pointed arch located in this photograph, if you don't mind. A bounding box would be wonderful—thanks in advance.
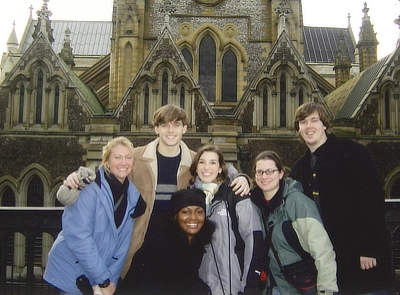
[384,167,400,199]
[199,34,217,102]
[222,49,237,102]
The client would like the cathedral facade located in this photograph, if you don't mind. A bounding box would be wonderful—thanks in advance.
[1,0,400,284]
[0,0,400,206]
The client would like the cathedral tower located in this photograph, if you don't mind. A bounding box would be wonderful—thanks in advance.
[356,3,378,72]
[109,0,146,108]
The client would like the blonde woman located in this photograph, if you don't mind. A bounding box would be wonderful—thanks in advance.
[44,137,142,295]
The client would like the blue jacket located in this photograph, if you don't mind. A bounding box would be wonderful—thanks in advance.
[44,167,140,294]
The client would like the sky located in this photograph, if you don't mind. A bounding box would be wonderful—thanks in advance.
[0,0,398,60]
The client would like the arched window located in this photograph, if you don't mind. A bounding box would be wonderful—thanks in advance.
[182,48,193,71]
[36,71,44,124]
[18,84,25,124]
[53,85,60,125]
[199,35,216,102]
[180,86,185,109]
[124,43,133,90]
[1,187,15,206]
[162,72,168,106]
[222,50,237,102]
[27,175,44,207]
[390,178,400,199]
[384,90,390,129]
[299,88,304,106]
[144,86,150,125]
[262,88,268,127]
[280,74,286,127]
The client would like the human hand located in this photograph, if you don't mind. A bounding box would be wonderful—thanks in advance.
[63,172,81,189]
[230,176,250,196]
[97,282,116,295]
[360,256,377,270]
[93,285,104,295]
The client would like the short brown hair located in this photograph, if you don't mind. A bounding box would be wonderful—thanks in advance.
[152,104,189,127]
[189,145,228,184]
[294,102,331,131]
[252,150,285,178]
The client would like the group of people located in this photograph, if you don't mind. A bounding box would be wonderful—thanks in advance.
[44,102,390,295]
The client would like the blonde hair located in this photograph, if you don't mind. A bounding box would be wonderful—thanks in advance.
[102,137,134,174]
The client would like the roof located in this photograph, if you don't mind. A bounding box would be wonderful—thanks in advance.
[20,20,112,56]
[303,26,356,63]
[325,54,391,119]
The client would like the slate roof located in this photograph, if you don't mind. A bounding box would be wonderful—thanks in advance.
[303,26,356,63]
[17,20,354,66]
[19,20,112,56]
[325,54,391,120]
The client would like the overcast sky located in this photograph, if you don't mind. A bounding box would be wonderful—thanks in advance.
[0,0,398,60]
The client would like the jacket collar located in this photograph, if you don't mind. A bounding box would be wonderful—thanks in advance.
[142,138,192,168]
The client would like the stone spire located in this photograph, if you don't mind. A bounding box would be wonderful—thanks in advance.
[275,1,292,35]
[356,2,378,72]
[159,0,176,30]
[395,15,400,47]
[334,31,352,88]
[7,21,19,53]
[59,28,75,69]
[32,0,55,44]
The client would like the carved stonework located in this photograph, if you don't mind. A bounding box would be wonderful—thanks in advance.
[194,96,210,132]
[67,90,89,132]
[357,98,378,135]
[178,22,193,36]
[118,93,135,132]
[239,99,254,133]
[0,89,8,129]
[223,24,238,38]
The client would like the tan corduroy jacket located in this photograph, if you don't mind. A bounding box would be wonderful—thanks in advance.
[120,138,196,278]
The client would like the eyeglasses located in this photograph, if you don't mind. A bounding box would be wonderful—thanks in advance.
[255,169,279,176]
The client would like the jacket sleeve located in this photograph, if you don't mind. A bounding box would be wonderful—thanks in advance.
[57,167,95,206]
[290,194,338,295]
[62,185,111,284]
[236,197,257,286]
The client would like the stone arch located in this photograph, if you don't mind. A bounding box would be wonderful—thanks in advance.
[384,167,400,199]
[18,164,52,207]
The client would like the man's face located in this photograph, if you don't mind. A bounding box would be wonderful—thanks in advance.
[298,112,328,152]
[154,120,187,149]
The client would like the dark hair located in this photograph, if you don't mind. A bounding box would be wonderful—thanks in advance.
[152,104,189,127]
[252,150,284,178]
[189,145,228,184]
[294,102,331,132]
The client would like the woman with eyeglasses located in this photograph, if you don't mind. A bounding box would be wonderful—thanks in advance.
[250,151,338,295]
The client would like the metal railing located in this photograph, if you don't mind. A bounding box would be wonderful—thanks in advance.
[0,201,399,295]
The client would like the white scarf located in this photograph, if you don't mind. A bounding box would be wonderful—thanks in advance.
[194,178,220,211]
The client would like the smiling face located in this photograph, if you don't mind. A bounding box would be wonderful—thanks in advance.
[196,151,223,184]
[176,205,206,243]
[255,159,284,200]
[106,144,134,183]
[154,120,187,155]
[297,112,328,152]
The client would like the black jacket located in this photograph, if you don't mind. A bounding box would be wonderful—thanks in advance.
[290,134,390,293]
[118,214,214,295]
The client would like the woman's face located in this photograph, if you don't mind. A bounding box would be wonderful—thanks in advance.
[255,159,283,200]
[176,206,205,243]
[196,151,222,183]
[106,144,134,183]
